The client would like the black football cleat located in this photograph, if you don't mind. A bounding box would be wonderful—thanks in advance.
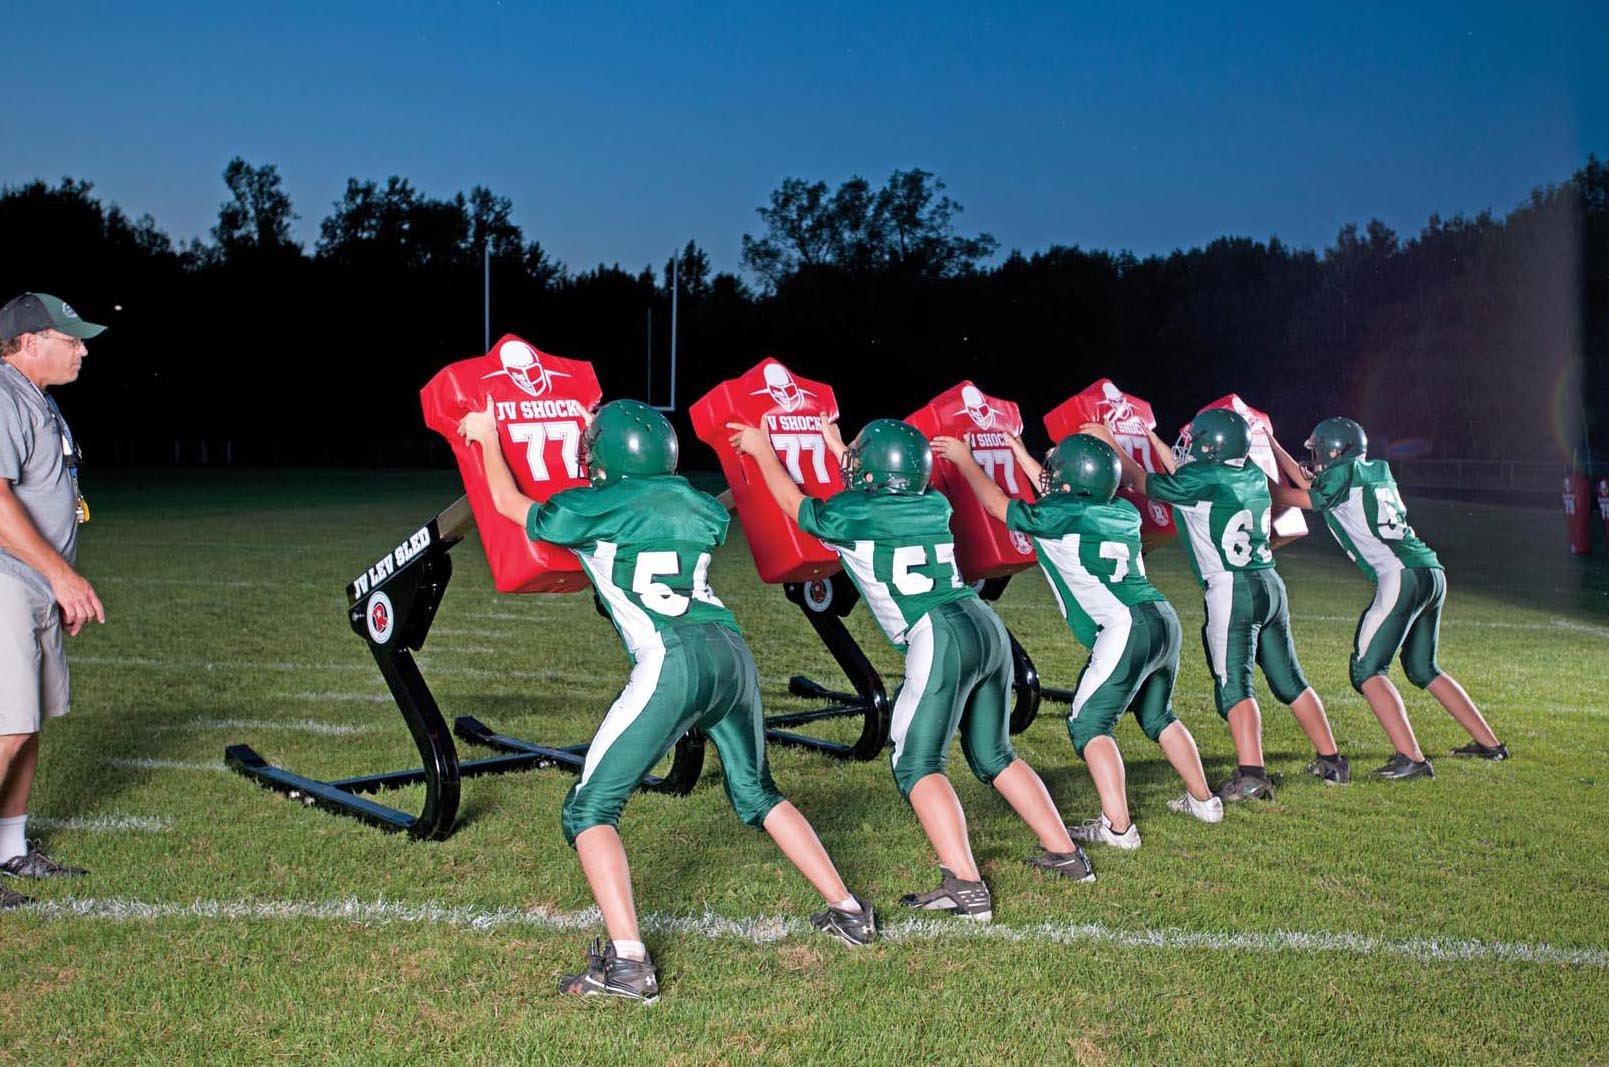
[558,939,660,1003]
[811,894,877,946]
[1025,843,1097,883]
[1372,753,1435,780]
[1215,769,1276,802]
[1451,741,1509,761]
[0,884,32,910]
[0,842,86,879]
[1306,753,1352,785]
[900,866,993,922]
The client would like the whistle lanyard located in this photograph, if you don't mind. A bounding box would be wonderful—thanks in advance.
[3,363,86,522]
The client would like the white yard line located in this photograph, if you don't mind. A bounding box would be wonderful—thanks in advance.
[187,718,371,737]
[279,692,393,703]
[30,815,172,833]
[1296,614,1605,636]
[104,758,229,773]
[26,896,1607,968]
[82,654,805,694]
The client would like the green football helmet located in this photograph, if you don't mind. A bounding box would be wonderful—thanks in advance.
[1041,434,1121,502]
[1305,417,1367,473]
[1176,408,1252,465]
[842,419,931,495]
[582,399,678,486]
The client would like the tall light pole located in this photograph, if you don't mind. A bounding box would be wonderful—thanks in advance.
[649,249,680,412]
[482,239,491,351]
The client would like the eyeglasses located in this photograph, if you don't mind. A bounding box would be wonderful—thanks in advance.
[33,330,86,350]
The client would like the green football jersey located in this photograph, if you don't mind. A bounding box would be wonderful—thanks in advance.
[1309,459,1440,580]
[1006,496,1168,648]
[527,475,739,659]
[1146,460,1275,586]
[797,490,974,650]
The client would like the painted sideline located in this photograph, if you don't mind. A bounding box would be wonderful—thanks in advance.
[25,896,1608,968]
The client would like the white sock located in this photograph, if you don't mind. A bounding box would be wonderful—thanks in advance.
[833,896,862,913]
[0,815,26,862]
[611,939,647,962]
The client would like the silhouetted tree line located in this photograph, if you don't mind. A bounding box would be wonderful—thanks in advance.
[1,157,1603,467]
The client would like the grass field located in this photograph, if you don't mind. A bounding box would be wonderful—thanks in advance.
[5,469,1608,1064]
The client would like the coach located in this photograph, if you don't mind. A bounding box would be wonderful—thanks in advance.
[0,293,105,908]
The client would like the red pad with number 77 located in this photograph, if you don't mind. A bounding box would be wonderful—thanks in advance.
[906,382,1039,582]
[1044,378,1177,544]
[689,357,844,585]
[420,335,602,594]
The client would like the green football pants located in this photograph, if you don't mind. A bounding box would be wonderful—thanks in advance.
[1349,566,1446,691]
[561,622,784,844]
[1200,569,1310,716]
[889,597,1018,797]
[1066,600,1181,756]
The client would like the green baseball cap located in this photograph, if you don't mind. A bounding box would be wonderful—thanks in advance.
[0,293,107,342]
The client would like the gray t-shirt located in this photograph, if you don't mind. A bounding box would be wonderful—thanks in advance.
[0,361,78,597]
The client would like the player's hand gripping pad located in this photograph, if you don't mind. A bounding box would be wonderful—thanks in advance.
[906,381,1038,581]
[1183,394,1309,542]
[690,358,844,584]
[420,334,602,594]
[1044,378,1177,543]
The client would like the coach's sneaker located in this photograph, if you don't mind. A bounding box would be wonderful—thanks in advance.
[0,884,32,910]
[1166,791,1225,823]
[1451,741,1509,761]
[558,939,660,1003]
[900,866,993,922]
[0,841,86,879]
[1026,843,1097,883]
[811,895,877,946]
[1067,814,1141,850]
[1306,752,1352,785]
[1372,753,1435,781]
[1215,770,1276,802]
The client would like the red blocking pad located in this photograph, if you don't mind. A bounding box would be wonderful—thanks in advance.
[1184,394,1309,542]
[690,358,844,584]
[906,381,1039,581]
[420,334,602,594]
[1044,378,1178,543]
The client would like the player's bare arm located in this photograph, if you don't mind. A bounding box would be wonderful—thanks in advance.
[1269,435,1313,489]
[457,397,537,527]
[819,413,848,463]
[1146,428,1178,474]
[1268,479,1313,510]
[1006,433,1045,489]
[932,435,1009,523]
[0,478,104,634]
[728,422,806,522]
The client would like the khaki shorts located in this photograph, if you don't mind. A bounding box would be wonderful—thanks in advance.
[0,573,70,734]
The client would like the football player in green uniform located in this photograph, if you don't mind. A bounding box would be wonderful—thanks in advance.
[1089,410,1348,801]
[931,431,1222,850]
[1266,418,1507,778]
[729,416,1094,920]
[459,398,874,1004]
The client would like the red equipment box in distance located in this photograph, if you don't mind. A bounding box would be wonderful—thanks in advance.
[690,358,844,585]
[1044,378,1177,543]
[906,381,1038,582]
[420,334,601,594]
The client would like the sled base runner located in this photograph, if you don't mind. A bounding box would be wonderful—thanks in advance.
[225,495,704,841]
[971,576,1045,735]
[766,572,891,761]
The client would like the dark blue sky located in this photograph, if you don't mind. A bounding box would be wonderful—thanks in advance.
[5,2,1604,276]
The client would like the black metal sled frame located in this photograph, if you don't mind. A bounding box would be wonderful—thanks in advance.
[226,495,704,841]
[766,571,890,760]
[974,576,1044,735]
